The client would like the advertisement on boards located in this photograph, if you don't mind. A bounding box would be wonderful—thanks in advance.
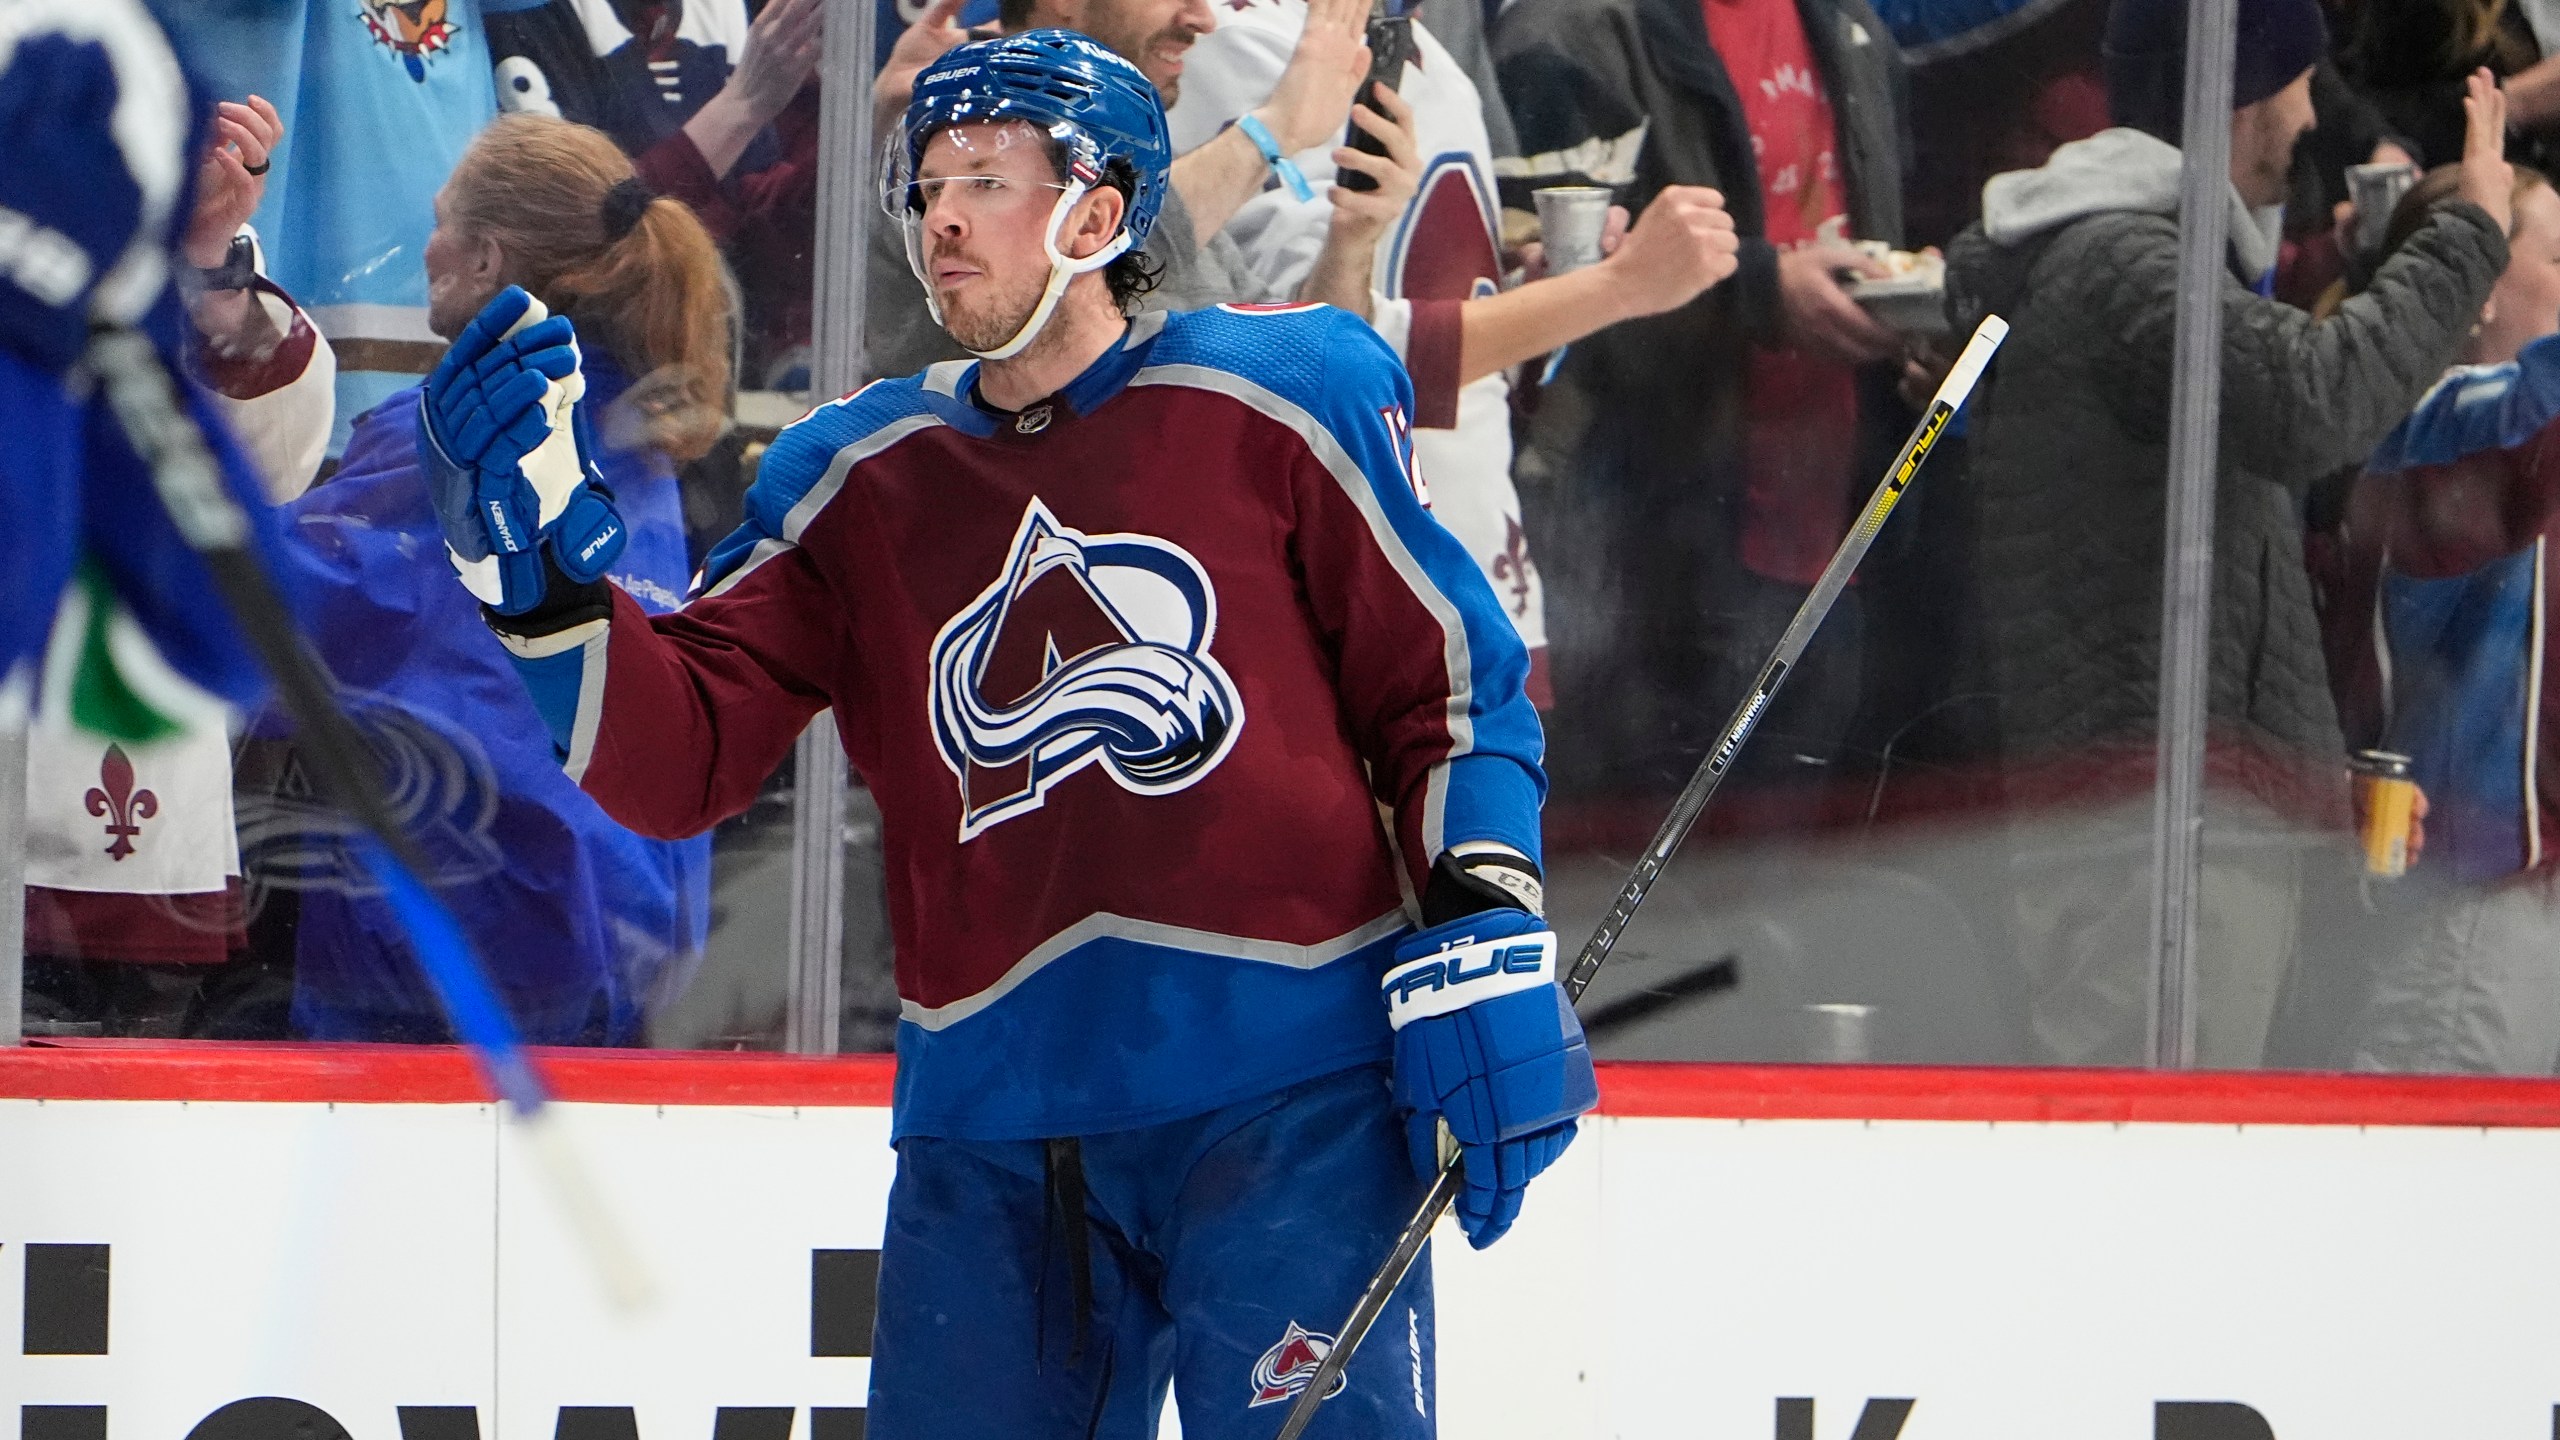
[4,1093,2560,1438]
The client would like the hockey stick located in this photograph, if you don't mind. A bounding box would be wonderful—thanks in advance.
[1273,313,2008,1440]
[1576,952,1739,1041]
[83,327,653,1309]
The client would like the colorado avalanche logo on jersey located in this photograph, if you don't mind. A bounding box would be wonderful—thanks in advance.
[1248,1321,1348,1407]
[930,498,1244,840]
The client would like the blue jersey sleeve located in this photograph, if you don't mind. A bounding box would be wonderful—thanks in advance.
[2370,332,2560,474]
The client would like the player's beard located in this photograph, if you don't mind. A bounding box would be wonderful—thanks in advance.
[934,250,1053,356]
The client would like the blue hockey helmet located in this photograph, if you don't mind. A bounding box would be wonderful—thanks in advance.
[889,30,1174,358]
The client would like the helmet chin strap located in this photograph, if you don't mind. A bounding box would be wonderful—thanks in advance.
[908,181,1135,364]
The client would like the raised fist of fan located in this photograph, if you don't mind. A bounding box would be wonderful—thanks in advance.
[1599,184,1739,317]
[421,286,626,616]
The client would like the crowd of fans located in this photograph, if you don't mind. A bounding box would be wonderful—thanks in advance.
[22,0,2560,1077]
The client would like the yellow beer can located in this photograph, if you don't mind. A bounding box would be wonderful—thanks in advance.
[2351,749,2417,879]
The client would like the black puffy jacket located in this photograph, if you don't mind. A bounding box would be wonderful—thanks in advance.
[1945,130,2505,819]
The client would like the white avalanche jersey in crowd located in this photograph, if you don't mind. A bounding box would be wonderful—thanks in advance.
[1169,3,1550,700]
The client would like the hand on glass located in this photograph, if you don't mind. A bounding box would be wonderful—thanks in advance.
[185,95,280,270]
[875,0,969,132]
[1776,241,1896,367]
[728,0,825,127]
[1327,84,1420,241]
[2461,67,2516,235]
[1596,184,1737,315]
[1255,0,1371,155]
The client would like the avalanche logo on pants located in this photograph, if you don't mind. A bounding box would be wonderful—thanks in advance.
[930,497,1245,840]
[1249,1321,1349,1407]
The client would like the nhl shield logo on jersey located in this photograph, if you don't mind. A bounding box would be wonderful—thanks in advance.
[928,498,1245,840]
[1248,1320,1348,1407]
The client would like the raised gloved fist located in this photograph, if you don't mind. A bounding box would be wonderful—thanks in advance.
[421,286,626,616]
[1383,897,1597,1249]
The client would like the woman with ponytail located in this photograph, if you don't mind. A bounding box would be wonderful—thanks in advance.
[262,115,729,1044]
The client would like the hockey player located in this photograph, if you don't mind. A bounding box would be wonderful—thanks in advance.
[426,30,1595,1436]
[871,0,1740,704]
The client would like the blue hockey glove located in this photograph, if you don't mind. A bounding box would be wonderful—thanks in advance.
[421,287,625,615]
[1383,902,1598,1249]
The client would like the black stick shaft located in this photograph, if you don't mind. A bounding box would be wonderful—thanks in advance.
[1272,315,2009,1440]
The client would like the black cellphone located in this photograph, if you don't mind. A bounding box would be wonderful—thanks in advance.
[1338,10,1414,194]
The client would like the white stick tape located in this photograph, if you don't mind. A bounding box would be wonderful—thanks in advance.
[1935,313,2009,414]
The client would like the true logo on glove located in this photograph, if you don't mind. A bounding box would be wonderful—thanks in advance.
[1382,939,1549,1005]
[1380,924,1559,1029]
[577,521,621,568]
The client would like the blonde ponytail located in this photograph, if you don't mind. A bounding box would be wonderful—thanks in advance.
[444,115,734,463]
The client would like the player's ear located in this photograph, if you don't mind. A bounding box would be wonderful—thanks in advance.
[1061,184,1127,262]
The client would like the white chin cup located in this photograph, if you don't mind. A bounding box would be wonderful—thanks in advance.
[908,181,1134,363]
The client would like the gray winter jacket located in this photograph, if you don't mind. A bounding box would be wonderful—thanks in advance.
[1945,128,2506,815]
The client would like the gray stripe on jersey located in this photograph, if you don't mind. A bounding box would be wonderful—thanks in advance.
[784,412,943,544]
[562,624,611,785]
[702,536,792,600]
[901,908,1408,1031]
[700,410,947,601]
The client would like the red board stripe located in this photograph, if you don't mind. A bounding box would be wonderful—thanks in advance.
[1594,1061,2560,1128]
[0,1041,897,1107]
[5,1044,2560,1127]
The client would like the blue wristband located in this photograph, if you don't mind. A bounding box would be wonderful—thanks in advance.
[1235,113,1315,203]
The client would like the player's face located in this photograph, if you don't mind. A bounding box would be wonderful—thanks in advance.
[913,124,1089,353]
[424,185,504,340]
[1075,0,1214,102]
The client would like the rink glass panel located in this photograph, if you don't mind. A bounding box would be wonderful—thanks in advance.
[35,0,2487,1080]
[14,11,885,1053]
[1533,0,2180,1072]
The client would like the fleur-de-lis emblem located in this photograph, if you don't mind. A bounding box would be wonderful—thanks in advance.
[1487,516,1536,617]
[84,743,158,862]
